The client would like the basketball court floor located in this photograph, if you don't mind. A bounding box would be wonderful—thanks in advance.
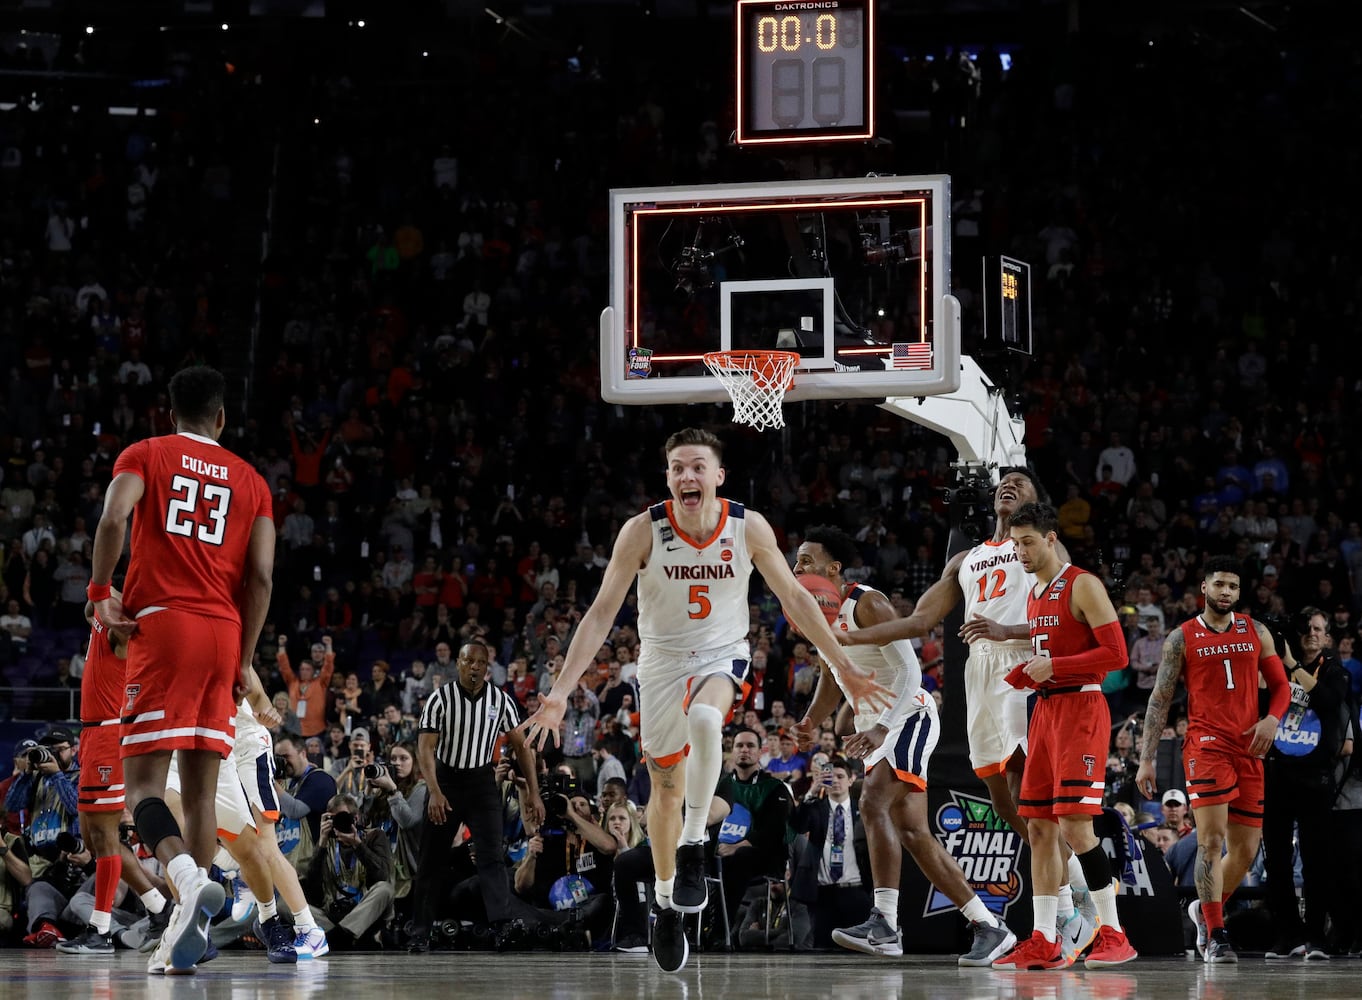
[7,951,1352,1000]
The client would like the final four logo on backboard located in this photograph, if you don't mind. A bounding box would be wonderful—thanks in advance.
[626,347,654,379]
[927,790,1025,918]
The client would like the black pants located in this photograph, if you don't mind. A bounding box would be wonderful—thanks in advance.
[1326,808,1362,949]
[613,845,656,940]
[1263,764,1333,943]
[808,884,872,949]
[720,845,787,930]
[411,763,512,936]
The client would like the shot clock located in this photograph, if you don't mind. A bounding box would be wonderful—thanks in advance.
[982,255,1032,355]
[735,0,874,145]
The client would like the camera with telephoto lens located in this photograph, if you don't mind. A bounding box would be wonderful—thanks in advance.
[55,831,85,855]
[28,745,55,767]
[541,772,581,833]
[272,754,290,777]
[331,811,356,834]
[364,762,388,781]
[118,823,138,848]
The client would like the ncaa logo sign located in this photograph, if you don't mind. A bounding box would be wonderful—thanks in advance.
[926,791,1024,918]
[1274,708,1323,757]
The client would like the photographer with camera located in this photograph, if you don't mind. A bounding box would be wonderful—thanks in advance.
[273,733,338,877]
[513,783,619,940]
[361,742,426,921]
[335,727,376,806]
[303,793,394,950]
[3,728,91,948]
[407,640,543,954]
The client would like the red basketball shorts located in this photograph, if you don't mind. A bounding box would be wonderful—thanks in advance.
[77,723,126,814]
[120,608,239,759]
[1018,689,1110,821]
[1184,742,1264,828]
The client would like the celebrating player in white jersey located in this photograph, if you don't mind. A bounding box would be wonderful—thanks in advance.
[520,427,892,974]
[843,468,1097,960]
[792,526,1016,967]
[843,469,1049,837]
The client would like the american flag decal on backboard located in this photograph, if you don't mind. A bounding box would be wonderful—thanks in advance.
[891,342,933,370]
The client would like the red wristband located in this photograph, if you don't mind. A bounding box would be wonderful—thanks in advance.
[87,581,113,603]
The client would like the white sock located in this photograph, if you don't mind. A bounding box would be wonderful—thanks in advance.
[91,910,112,934]
[293,906,316,933]
[1057,883,1075,920]
[873,888,900,928]
[1033,895,1058,942]
[165,853,198,896]
[681,704,725,845]
[1092,883,1122,931]
[258,896,278,921]
[1067,852,1089,892]
[140,888,167,915]
[961,896,996,927]
[655,876,675,908]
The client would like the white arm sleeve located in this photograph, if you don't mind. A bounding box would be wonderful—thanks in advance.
[874,638,923,730]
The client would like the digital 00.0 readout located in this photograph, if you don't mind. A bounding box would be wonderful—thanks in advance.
[744,7,865,134]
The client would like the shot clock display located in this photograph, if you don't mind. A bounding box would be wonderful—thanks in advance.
[982,255,1032,354]
[735,0,874,145]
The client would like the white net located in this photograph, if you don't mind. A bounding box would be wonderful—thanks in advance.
[702,351,799,431]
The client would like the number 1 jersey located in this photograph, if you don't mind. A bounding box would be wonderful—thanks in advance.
[1180,613,1264,756]
[113,431,272,624]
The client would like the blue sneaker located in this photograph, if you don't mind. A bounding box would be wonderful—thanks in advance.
[262,917,298,964]
[230,876,257,924]
[294,926,330,960]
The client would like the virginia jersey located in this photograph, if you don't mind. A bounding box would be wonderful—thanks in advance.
[1181,613,1264,755]
[636,499,753,656]
[233,697,273,770]
[836,583,928,733]
[958,537,1033,646]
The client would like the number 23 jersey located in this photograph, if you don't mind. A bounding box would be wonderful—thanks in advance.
[114,430,273,624]
[636,499,753,656]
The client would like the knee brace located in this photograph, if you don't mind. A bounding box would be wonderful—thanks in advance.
[1076,843,1114,893]
[133,797,183,856]
[686,703,724,741]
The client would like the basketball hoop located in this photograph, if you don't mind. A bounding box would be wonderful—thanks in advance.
[702,350,799,431]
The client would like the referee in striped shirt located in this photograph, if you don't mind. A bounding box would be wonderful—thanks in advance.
[408,640,544,953]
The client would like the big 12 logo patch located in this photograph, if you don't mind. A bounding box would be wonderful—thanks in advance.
[927,790,1024,918]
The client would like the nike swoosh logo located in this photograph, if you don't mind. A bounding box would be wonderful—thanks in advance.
[665,545,685,551]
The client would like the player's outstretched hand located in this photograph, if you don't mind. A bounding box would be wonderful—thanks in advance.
[1243,717,1277,757]
[1134,760,1158,800]
[95,596,138,641]
[837,664,896,716]
[790,716,817,752]
[516,693,567,752]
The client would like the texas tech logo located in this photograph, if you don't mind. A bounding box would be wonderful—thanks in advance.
[1083,754,1097,777]
[98,766,114,784]
[124,684,141,714]
[928,791,1024,918]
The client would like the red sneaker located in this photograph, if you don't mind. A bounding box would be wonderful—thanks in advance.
[1085,925,1138,968]
[991,930,1070,970]
[23,920,66,948]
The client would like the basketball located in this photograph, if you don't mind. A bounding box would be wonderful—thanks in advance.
[795,573,843,626]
